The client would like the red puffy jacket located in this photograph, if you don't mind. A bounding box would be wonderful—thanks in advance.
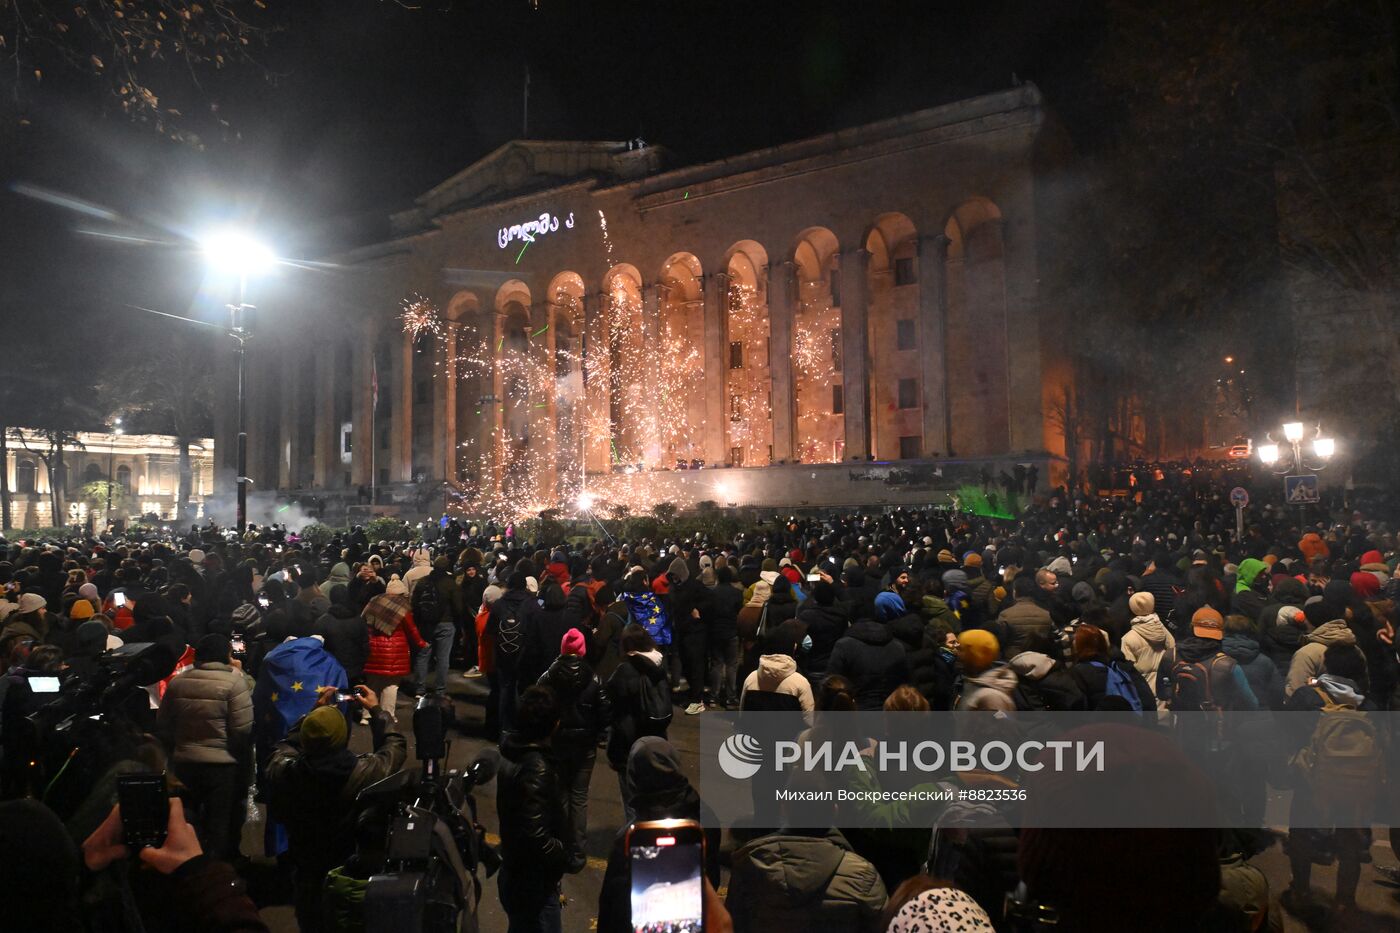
[364,613,426,677]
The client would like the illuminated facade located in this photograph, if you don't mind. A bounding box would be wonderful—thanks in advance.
[218,84,1070,517]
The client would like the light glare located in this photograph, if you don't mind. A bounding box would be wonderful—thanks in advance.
[1313,437,1335,459]
[1257,443,1279,465]
[201,229,275,277]
[1283,422,1304,443]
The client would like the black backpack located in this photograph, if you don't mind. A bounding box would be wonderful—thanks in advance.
[495,598,526,666]
[411,575,444,627]
[635,666,673,731]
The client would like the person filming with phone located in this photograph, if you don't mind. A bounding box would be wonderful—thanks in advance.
[265,683,407,933]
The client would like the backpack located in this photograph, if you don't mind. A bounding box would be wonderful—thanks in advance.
[634,664,673,731]
[1154,646,1176,705]
[412,575,444,628]
[1170,654,1234,750]
[495,598,526,666]
[1090,660,1144,713]
[1294,687,1383,812]
[624,592,672,647]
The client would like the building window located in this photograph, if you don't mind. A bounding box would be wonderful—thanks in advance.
[899,435,922,460]
[830,328,842,372]
[829,266,842,307]
[378,468,389,486]
[15,460,35,494]
[730,446,744,467]
[894,257,916,286]
[83,463,104,484]
[343,429,353,453]
[729,341,744,369]
[116,465,132,494]
[832,384,844,414]
[898,378,919,410]
[896,319,916,351]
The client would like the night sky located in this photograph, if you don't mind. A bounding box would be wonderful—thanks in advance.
[0,0,1105,358]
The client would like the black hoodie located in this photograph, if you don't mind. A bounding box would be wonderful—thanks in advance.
[826,620,910,711]
[520,585,571,688]
[538,654,611,756]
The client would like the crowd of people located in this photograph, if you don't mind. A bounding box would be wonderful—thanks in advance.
[0,470,1398,933]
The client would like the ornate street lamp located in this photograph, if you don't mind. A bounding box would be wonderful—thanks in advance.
[1256,421,1335,475]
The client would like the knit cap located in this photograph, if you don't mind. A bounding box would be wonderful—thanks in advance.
[301,706,349,753]
[1128,592,1154,617]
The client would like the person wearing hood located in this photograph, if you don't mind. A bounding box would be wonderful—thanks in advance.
[0,592,49,659]
[1258,577,1311,669]
[156,634,254,862]
[796,580,850,676]
[726,767,887,933]
[740,575,798,689]
[740,624,815,718]
[1121,591,1175,710]
[1230,558,1270,624]
[605,624,672,812]
[348,561,386,611]
[955,629,1018,712]
[315,584,369,687]
[401,546,433,593]
[1003,631,1084,711]
[668,556,712,715]
[1221,614,1284,710]
[1282,643,1377,917]
[827,614,910,711]
[518,580,571,690]
[266,686,407,933]
[360,575,426,724]
[1285,615,1360,697]
[542,549,571,592]
[538,629,610,874]
[322,561,352,597]
[596,738,722,933]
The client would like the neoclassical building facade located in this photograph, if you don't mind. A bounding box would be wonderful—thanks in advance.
[215,84,1070,517]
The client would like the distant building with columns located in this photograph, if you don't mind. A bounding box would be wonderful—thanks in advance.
[215,84,1071,519]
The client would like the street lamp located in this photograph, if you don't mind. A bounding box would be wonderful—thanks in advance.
[1258,420,1335,479]
[202,228,275,533]
[106,418,122,529]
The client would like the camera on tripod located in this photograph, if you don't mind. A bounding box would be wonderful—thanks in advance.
[359,694,500,933]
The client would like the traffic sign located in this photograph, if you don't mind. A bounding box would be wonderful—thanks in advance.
[1285,475,1320,505]
[1229,486,1249,508]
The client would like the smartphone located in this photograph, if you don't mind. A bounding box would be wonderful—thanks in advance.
[116,772,169,849]
[627,819,705,933]
[113,591,127,608]
[336,691,355,703]
[258,595,270,609]
[29,675,61,693]
[807,573,821,582]
[230,635,247,655]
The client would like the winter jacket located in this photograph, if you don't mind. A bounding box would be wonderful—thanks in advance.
[826,620,910,711]
[156,662,254,765]
[592,600,630,681]
[265,708,408,875]
[1070,655,1157,711]
[706,583,744,643]
[741,653,815,716]
[1285,619,1359,697]
[316,605,370,680]
[1008,651,1087,711]
[1221,633,1285,710]
[726,828,887,933]
[495,733,568,882]
[538,654,611,758]
[1140,568,1183,626]
[362,612,425,678]
[1121,614,1176,708]
[519,585,572,688]
[1174,637,1260,711]
[958,664,1019,712]
[889,614,956,709]
[604,651,670,768]
[995,599,1054,659]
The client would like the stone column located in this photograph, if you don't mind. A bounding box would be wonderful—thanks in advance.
[583,291,609,475]
[840,249,871,460]
[919,233,952,457]
[212,349,238,496]
[351,322,374,489]
[702,272,726,465]
[769,261,796,463]
[999,210,1043,455]
[313,348,335,489]
[442,316,458,489]
[530,301,557,501]
[395,331,413,483]
[278,347,299,490]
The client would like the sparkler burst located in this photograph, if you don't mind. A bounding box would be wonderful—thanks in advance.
[399,294,443,341]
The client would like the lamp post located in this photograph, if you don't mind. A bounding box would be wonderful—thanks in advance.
[202,230,275,534]
[1257,420,1335,523]
[106,418,122,529]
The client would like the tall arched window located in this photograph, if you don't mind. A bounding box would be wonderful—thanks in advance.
[82,463,104,484]
[792,227,843,463]
[15,460,36,494]
[116,465,132,495]
[723,241,772,467]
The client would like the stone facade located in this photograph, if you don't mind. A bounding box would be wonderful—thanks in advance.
[217,84,1070,519]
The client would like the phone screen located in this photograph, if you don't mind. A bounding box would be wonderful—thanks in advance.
[116,772,168,849]
[629,822,704,933]
[807,573,821,582]
[113,592,127,608]
[258,596,270,609]
[29,676,61,693]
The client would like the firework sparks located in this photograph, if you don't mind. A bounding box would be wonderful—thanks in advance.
[399,293,443,341]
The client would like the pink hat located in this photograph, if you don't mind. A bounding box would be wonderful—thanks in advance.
[561,628,588,656]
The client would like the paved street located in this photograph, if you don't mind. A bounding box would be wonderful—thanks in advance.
[249,677,1400,933]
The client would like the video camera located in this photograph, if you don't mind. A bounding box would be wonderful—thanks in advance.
[359,695,500,933]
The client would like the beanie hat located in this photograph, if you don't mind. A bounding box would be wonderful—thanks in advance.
[962,551,983,568]
[481,585,504,606]
[17,592,46,614]
[188,549,206,565]
[78,582,99,601]
[887,888,994,933]
[941,569,969,592]
[386,574,408,596]
[1191,606,1225,640]
[195,633,231,664]
[1350,571,1380,600]
[1277,605,1304,628]
[561,628,587,656]
[937,549,956,564]
[1128,592,1155,617]
[300,706,349,754]
[69,599,95,621]
[958,629,1000,674]
[874,591,907,622]
[525,576,539,594]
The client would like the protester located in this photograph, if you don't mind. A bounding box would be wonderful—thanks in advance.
[497,684,569,933]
